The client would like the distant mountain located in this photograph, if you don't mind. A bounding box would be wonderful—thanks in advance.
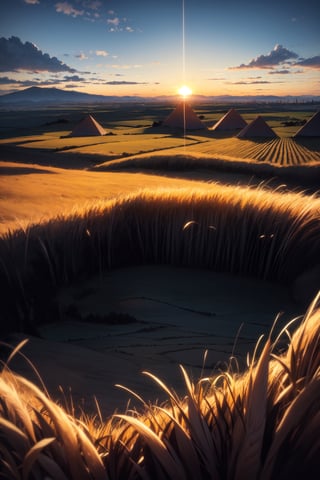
[0,86,319,106]
[0,86,142,105]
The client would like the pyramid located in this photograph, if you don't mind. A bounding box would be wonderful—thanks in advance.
[237,116,278,138]
[210,108,247,131]
[70,114,106,137]
[294,111,320,137]
[163,102,206,130]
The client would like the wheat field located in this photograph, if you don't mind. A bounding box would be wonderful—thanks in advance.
[185,136,320,166]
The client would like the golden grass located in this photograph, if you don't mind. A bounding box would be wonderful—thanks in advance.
[96,150,320,187]
[0,131,196,155]
[1,296,319,478]
[1,184,319,333]
[0,161,205,235]
[95,145,320,190]
[60,135,197,157]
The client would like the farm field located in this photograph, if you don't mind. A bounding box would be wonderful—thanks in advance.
[1,104,319,169]
[184,136,320,165]
[2,129,320,166]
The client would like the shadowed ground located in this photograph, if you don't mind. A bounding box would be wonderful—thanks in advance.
[8,265,301,416]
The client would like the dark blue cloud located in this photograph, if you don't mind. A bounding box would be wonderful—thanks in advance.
[293,55,320,69]
[231,45,299,69]
[105,80,148,85]
[268,69,291,75]
[0,36,77,73]
[63,75,85,81]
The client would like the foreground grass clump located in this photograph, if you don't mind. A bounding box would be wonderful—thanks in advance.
[0,185,320,333]
[1,298,319,479]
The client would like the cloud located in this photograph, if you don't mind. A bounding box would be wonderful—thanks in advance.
[106,12,136,33]
[96,50,109,57]
[0,73,91,88]
[85,1,102,10]
[0,36,77,73]
[75,52,88,60]
[0,76,62,87]
[110,64,142,69]
[105,81,148,85]
[227,80,272,85]
[107,17,120,26]
[0,76,21,84]
[230,44,299,70]
[268,69,291,75]
[63,75,85,81]
[55,2,84,17]
[293,55,320,69]
[24,0,40,4]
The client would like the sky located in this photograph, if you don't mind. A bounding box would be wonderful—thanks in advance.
[0,0,319,98]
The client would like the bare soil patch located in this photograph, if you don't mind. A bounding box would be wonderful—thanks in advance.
[8,265,301,416]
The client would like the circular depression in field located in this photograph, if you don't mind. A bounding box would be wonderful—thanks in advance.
[10,265,301,415]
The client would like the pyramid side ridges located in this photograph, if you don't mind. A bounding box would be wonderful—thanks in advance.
[294,111,320,137]
[237,115,278,138]
[70,114,106,136]
[163,102,206,130]
[210,108,247,131]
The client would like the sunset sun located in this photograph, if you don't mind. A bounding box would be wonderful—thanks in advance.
[178,85,192,98]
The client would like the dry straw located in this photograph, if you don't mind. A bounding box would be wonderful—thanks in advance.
[0,296,319,479]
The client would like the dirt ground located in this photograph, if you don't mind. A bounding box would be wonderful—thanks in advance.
[7,265,302,417]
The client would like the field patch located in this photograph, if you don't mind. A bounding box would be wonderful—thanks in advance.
[184,136,320,166]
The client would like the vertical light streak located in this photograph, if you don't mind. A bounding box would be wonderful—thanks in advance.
[182,0,186,84]
[182,0,186,148]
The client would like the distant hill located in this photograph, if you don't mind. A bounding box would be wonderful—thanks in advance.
[0,86,142,105]
[0,86,319,106]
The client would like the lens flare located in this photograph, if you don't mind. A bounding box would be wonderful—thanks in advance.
[178,85,192,98]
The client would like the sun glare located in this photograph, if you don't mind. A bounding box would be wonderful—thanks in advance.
[178,85,192,98]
